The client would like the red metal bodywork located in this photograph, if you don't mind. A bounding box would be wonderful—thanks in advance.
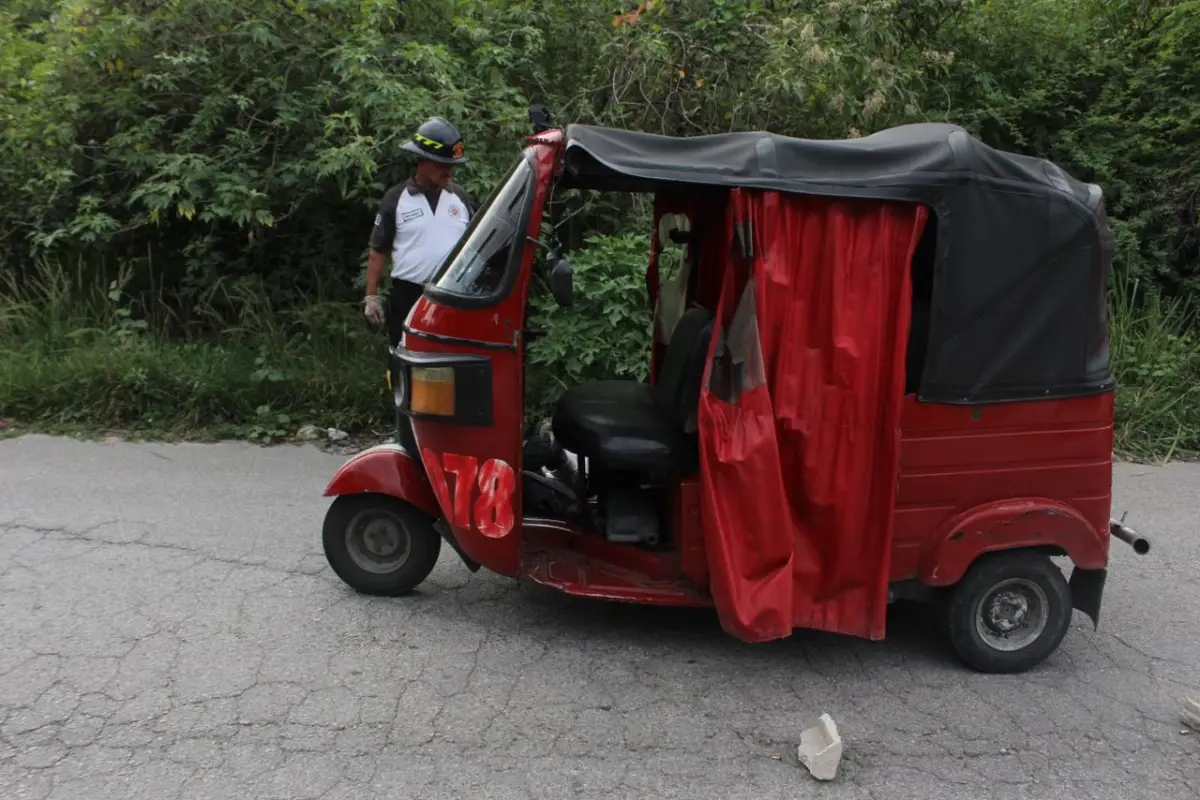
[325,129,1117,639]
[521,517,710,607]
[400,133,560,577]
[322,443,440,519]
[895,392,1114,585]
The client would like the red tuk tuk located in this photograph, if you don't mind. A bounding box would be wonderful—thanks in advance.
[321,109,1151,673]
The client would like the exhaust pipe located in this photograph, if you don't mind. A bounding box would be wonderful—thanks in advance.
[1109,519,1151,555]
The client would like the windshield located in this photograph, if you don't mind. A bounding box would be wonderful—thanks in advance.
[428,155,535,304]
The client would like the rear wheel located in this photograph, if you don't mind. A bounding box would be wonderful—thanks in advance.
[945,550,1072,674]
[322,494,441,596]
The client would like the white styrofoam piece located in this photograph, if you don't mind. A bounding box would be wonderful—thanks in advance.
[1183,697,1200,732]
[797,713,843,781]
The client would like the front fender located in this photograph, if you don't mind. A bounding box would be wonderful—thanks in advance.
[921,498,1108,586]
[323,443,439,519]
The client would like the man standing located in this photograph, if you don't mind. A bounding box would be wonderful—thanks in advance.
[362,117,474,346]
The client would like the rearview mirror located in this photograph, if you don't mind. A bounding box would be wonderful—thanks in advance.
[548,255,573,307]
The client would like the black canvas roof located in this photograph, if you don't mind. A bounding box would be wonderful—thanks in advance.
[559,122,1114,405]
[562,122,1098,207]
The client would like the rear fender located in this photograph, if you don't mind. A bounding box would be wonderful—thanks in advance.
[323,443,439,519]
[921,498,1108,587]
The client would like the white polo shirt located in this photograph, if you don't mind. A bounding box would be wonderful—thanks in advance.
[369,180,473,284]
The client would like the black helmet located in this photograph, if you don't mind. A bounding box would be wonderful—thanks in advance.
[401,116,468,165]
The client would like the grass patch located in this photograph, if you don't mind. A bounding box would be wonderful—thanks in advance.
[1109,274,1200,461]
[1,260,1198,460]
[0,260,391,442]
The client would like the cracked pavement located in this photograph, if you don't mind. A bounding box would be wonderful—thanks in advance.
[0,433,1197,799]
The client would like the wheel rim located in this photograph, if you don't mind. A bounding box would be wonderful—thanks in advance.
[973,577,1049,652]
[345,508,412,575]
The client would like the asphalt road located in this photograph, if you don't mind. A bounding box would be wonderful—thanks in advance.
[0,433,1197,800]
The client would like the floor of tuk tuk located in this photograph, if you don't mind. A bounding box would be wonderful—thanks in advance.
[519,518,712,607]
[1,434,1197,800]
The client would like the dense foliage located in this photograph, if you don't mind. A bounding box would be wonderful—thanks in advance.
[1,0,1199,455]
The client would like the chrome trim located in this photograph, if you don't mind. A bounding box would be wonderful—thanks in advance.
[522,516,576,534]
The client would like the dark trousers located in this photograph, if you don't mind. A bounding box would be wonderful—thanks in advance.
[386,278,424,452]
[387,278,426,348]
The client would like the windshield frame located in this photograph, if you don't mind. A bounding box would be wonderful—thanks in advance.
[424,151,538,309]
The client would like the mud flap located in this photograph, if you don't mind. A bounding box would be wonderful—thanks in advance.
[1069,566,1107,629]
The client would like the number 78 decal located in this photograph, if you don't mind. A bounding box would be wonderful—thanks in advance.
[422,449,516,538]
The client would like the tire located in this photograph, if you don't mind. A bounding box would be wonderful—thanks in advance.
[322,493,442,596]
[945,550,1072,674]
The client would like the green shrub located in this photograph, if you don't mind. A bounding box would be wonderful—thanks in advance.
[525,233,656,425]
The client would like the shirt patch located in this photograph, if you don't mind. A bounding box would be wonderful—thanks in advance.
[401,208,425,223]
[448,204,462,218]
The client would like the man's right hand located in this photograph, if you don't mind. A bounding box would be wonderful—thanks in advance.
[363,295,384,325]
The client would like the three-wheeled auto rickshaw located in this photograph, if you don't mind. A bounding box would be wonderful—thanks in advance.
[321,109,1151,673]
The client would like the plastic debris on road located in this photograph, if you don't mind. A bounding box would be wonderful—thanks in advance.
[1183,697,1200,732]
[797,713,843,781]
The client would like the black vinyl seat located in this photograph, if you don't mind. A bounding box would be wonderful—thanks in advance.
[551,307,715,476]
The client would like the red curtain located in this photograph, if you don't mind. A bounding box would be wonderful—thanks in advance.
[698,189,928,642]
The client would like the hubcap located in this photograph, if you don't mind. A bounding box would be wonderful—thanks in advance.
[974,577,1048,652]
[345,509,412,574]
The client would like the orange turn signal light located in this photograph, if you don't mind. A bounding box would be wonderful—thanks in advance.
[410,366,455,416]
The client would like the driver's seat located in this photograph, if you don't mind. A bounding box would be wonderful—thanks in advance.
[550,307,715,477]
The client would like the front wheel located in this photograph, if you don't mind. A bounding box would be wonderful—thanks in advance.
[945,550,1072,674]
[322,493,442,596]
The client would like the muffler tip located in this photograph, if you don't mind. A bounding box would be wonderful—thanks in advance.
[1110,520,1151,555]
